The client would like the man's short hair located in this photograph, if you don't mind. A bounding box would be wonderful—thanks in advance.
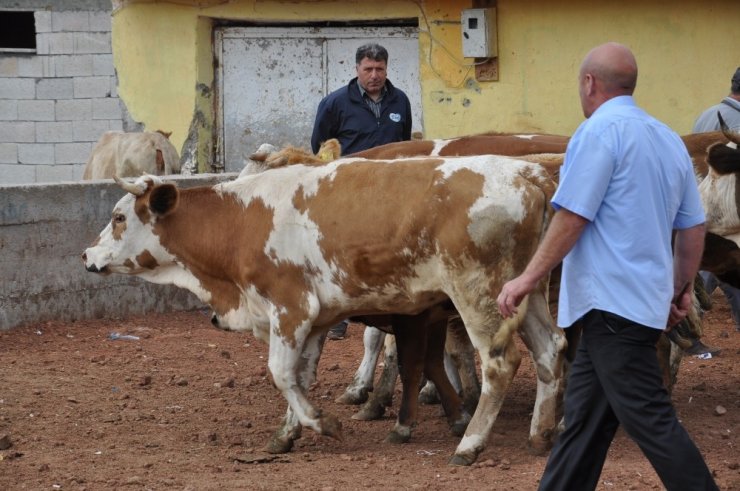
[732,67,740,94]
[356,44,388,65]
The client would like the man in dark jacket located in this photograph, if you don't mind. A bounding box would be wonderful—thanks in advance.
[311,43,412,155]
[311,43,413,340]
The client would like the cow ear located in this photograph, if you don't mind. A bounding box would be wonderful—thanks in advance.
[149,183,179,217]
[707,143,740,175]
[249,152,268,163]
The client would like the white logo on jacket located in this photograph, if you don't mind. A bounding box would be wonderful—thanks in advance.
[389,113,401,122]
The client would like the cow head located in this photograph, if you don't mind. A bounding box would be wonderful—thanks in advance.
[239,139,342,178]
[82,175,181,278]
[698,113,740,235]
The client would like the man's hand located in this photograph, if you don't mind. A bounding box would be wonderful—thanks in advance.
[666,284,692,331]
[497,274,538,318]
[496,208,588,319]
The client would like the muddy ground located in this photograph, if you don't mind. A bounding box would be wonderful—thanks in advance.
[0,292,738,490]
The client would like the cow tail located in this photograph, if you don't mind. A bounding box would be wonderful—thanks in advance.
[538,176,556,303]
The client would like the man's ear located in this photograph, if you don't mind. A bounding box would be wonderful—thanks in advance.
[584,74,595,96]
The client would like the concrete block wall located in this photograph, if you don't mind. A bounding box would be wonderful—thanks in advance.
[0,173,238,331]
[0,4,123,185]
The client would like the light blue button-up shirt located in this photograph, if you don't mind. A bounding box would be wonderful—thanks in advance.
[553,96,705,329]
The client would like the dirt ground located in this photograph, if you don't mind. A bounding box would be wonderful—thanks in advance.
[1,293,738,491]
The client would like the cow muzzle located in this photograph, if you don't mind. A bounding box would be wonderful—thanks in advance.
[81,251,110,274]
[210,311,237,332]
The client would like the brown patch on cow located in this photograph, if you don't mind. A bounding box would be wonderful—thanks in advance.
[347,140,435,159]
[440,135,568,157]
[293,159,498,298]
[681,131,729,178]
[146,185,312,344]
[111,209,127,241]
[123,258,135,269]
[136,250,159,270]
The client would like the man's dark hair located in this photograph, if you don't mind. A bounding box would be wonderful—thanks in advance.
[732,67,740,94]
[355,43,388,65]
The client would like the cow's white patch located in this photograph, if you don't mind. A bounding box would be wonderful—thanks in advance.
[432,138,452,156]
[699,171,740,235]
[439,155,536,246]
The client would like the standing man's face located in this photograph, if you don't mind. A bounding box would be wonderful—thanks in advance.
[356,57,387,99]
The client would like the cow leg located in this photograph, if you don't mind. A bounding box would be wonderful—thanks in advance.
[386,314,427,443]
[444,314,481,413]
[335,326,385,405]
[352,333,398,421]
[516,288,568,455]
[265,328,328,453]
[265,407,303,454]
[266,325,341,453]
[420,317,470,438]
[449,298,524,466]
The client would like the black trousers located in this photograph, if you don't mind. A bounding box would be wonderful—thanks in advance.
[538,309,717,491]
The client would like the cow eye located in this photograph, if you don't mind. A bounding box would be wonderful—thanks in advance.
[113,213,126,224]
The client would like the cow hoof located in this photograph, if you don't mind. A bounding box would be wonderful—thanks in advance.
[335,388,369,405]
[351,402,385,421]
[448,452,477,466]
[320,414,343,441]
[264,436,294,454]
[385,427,411,444]
[418,386,440,405]
[527,432,553,456]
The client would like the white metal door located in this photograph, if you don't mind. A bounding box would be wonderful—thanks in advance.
[216,26,420,173]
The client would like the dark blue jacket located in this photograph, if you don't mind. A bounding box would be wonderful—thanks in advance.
[311,78,412,155]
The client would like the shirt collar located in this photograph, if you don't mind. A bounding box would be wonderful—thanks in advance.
[358,82,387,101]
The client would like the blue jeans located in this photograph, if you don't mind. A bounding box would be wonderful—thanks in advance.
[699,271,740,329]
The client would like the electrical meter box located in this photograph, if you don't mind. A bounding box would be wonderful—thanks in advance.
[461,8,498,58]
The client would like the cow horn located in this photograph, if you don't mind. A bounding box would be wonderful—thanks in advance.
[113,175,145,196]
[718,112,740,145]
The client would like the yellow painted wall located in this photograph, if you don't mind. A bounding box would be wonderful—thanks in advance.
[112,0,738,168]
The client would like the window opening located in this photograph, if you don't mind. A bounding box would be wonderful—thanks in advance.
[0,11,36,53]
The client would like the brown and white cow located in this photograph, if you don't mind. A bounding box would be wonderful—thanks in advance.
[348,133,570,160]
[82,130,180,180]
[346,130,729,179]
[342,124,735,403]
[82,155,567,466]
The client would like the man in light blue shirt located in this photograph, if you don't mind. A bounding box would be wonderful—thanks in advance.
[497,42,716,490]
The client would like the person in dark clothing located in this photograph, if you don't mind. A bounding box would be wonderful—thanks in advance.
[311,43,413,340]
[311,43,412,155]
